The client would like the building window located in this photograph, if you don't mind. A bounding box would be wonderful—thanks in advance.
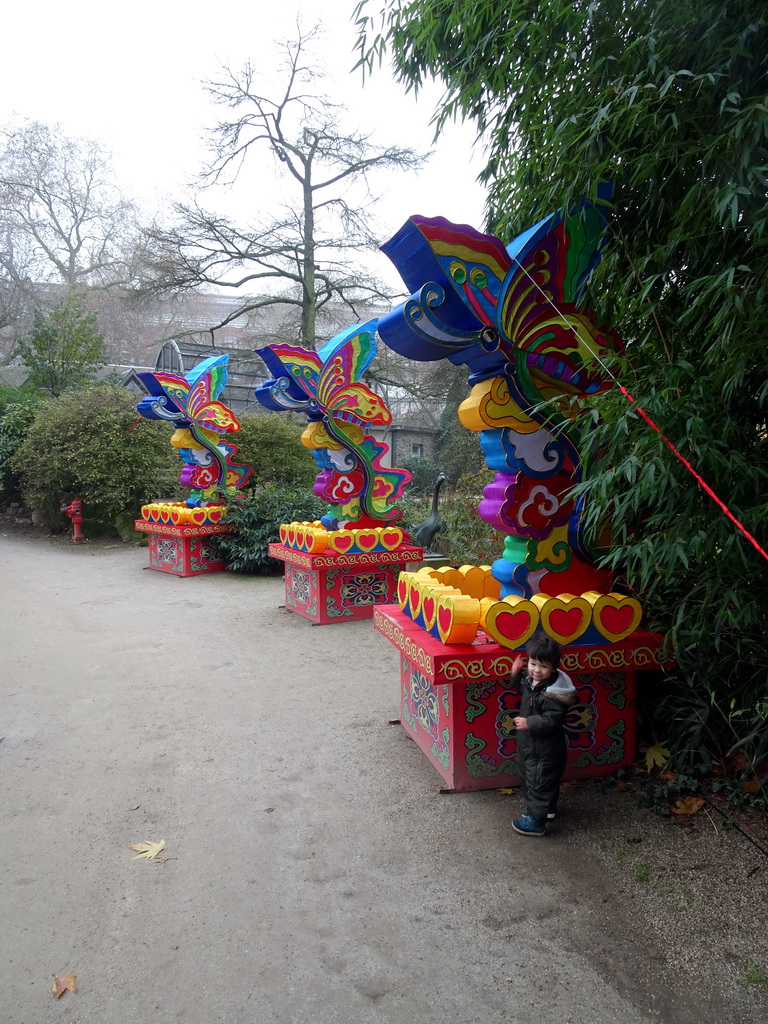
[411,443,425,458]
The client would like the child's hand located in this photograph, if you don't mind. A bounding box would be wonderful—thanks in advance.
[512,655,525,675]
[513,716,528,730]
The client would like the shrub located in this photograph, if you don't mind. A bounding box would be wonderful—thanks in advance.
[437,490,504,565]
[0,386,49,496]
[402,456,444,496]
[14,292,106,396]
[217,485,327,574]
[233,412,317,489]
[398,470,502,565]
[12,384,177,531]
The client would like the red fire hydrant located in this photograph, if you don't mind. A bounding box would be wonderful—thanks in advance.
[61,498,84,544]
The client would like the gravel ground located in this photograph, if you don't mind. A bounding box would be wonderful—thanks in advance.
[2,520,767,1023]
[545,780,768,1014]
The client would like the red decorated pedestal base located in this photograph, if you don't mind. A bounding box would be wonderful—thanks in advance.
[268,543,423,624]
[374,605,668,793]
[134,520,231,577]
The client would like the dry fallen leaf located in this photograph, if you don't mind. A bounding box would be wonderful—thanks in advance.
[52,973,77,999]
[153,856,176,864]
[644,742,671,771]
[128,839,166,860]
[498,788,515,795]
[266,767,278,772]
[671,796,705,816]
[743,778,761,794]
[128,804,140,811]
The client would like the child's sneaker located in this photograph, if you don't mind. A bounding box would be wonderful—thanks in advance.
[524,808,557,822]
[512,814,546,837]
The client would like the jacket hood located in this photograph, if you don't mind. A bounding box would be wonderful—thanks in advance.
[544,670,578,706]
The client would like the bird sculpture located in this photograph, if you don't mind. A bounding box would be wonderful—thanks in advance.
[411,473,446,552]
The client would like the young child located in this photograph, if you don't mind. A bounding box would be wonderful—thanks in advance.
[509,632,578,837]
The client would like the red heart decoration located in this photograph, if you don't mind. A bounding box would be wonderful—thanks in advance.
[287,528,296,546]
[494,609,532,641]
[422,595,436,625]
[356,530,379,552]
[548,607,584,636]
[381,529,402,548]
[482,598,540,649]
[601,604,635,634]
[437,605,453,634]
[332,533,354,553]
[587,591,643,643]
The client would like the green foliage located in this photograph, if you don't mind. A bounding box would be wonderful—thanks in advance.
[743,966,768,989]
[437,424,486,486]
[436,365,487,485]
[14,291,106,396]
[12,385,176,530]
[0,386,49,494]
[233,412,317,489]
[398,475,501,565]
[402,456,444,495]
[217,486,327,574]
[358,0,768,777]
[437,490,503,566]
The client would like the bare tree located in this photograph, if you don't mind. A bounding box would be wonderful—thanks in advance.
[0,119,138,293]
[136,26,426,347]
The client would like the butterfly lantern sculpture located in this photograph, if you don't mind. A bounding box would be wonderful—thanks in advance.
[136,355,252,510]
[255,321,411,531]
[377,191,622,603]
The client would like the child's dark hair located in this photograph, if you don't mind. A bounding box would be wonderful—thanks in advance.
[525,631,561,668]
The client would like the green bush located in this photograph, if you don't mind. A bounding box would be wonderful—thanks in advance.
[0,386,49,496]
[398,470,502,565]
[12,384,177,531]
[217,485,327,574]
[234,412,317,489]
[402,456,444,496]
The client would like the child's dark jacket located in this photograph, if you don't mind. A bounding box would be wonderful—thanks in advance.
[510,667,579,773]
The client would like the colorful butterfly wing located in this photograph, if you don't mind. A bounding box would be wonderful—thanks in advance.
[152,371,191,415]
[498,198,621,410]
[408,216,513,329]
[186,375,241,434]
[378,217,502,364]
[265,344,323,401]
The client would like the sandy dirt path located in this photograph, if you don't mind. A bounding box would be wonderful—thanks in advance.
[0,535,754,1024]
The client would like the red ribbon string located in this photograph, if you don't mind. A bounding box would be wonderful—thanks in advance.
[619,387,768,563]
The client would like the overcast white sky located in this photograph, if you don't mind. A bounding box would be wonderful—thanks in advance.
[1,0,489,288]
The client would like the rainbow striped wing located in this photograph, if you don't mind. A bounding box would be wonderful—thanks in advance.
[186,375,241,434]
[316,322,390,424]
[267,345,324,402]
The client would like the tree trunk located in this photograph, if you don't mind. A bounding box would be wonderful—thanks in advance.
[301,176,316,348]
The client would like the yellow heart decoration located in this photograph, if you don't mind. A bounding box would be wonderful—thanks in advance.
[584,591,643,643]
[481,595,540,650]
[532,593,592,645]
